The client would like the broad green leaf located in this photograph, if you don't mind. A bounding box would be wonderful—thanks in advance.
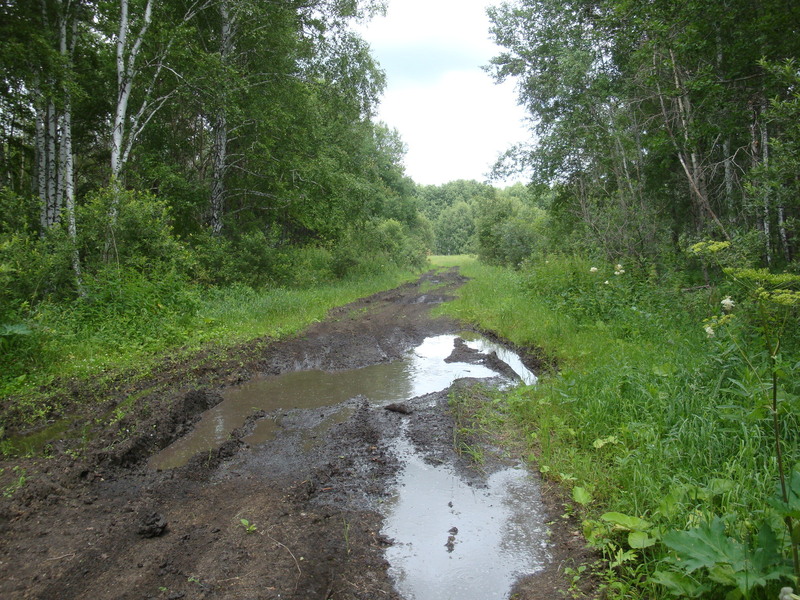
[662,518,744,574]
[0,323,32,337]
[767,464,800,518]
[652,363,675,377]
[704,478,735,496]
[572,486,593,505]
[628,530,657,549]
[657,487,685,519]
[601,511,651,532]
[650,570,707,597]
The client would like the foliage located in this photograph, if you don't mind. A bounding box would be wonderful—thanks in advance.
[438,255,800,598]
[487,0,800,266]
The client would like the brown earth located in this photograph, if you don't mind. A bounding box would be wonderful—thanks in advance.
[0,268,597,600]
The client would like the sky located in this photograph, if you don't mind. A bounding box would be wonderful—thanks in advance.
[354,0,531,187]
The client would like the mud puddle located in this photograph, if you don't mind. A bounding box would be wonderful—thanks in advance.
[150,331,546,599]
[150,333,529,470]
[383,431,548,600]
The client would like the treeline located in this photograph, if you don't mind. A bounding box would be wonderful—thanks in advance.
[0,0,441,391]
[0,0,433,358]
[416,179,547,264]
[486,0,800,268]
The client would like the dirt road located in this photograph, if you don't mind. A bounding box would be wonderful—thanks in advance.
[0,269,594,600]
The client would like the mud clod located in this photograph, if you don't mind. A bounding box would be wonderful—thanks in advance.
[137,512,168,538]
[384,402,412,415]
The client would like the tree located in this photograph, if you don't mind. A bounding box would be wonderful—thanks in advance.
[487,0,800,265]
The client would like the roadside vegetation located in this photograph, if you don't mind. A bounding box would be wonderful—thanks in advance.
[437,254,799,599]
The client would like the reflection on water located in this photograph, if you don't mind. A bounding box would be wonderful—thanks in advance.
[149,334,528,470]
[383,434,549,600]
[461,334,538,385]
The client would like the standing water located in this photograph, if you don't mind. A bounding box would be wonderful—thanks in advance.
[148,334,548,599]
[383,434,548,600]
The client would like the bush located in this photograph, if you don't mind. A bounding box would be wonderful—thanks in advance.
[78,186,192,276]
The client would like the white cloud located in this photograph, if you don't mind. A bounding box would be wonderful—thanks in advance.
[356,0,530,186]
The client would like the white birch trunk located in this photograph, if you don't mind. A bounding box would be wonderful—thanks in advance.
[59,0,84,292]
[657,49,729,239]
[210,0,232,235]
[47,99,59,225]
[109,0,153,223]
[35,93,48,233]
[760,101,772,265]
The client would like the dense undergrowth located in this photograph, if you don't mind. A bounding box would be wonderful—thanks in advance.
[1,187,428,431]
[435,255,800,599]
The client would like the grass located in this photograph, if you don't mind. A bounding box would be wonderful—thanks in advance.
[435,255,800,599]
[1,266,422,427]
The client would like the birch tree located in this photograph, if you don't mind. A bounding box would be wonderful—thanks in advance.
[106,0,208,220]
[108,0,154,221]
[56,0,83,289]
[209,0,232,235]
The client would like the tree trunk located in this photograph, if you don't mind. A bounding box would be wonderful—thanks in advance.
[109,0,153,223]
[210,0,232,236]
[751,100,772,265]
[35,91,49,233]
[656,48,729,239]
[47,99,60,224]
[723,137,735,216]
[59,0,84,293]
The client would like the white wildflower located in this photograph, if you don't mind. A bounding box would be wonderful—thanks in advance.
[615,264,623,271]
[779,587,798,600]
[704,325,715,338]
[590,267,598,273]
[604,280,609,285]
[721,296,735,312]
[614,269,625,275]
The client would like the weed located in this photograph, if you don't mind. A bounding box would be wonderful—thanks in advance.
[3,466,26,498]
[563,564,587,598]
[239,518,257,534]
[343,518,351,555]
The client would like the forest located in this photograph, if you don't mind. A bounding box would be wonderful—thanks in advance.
[2,0,800,598]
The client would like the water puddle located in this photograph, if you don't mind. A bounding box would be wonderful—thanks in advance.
[459,334,538,385]
[149,334,526,470]
[383,434,549,600]
[148,332,548,598]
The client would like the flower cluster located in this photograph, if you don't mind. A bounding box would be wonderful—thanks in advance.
[721,296,735,312]
[756,287,800,307]
[703,313,734,338]
[614,264,625,275]
[689,240,731,255]
[779,587,800,600]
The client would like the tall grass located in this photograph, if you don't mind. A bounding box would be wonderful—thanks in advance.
[437,255,800,598]
[1,267,420,409]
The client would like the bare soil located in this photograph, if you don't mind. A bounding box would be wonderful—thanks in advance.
[0,268,597,600]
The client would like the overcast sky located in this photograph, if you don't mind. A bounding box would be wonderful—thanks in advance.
[355,0,530,187]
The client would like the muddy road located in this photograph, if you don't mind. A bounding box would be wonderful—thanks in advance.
[0,269,595,600]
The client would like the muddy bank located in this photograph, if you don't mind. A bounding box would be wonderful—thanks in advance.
[0,268,595,600]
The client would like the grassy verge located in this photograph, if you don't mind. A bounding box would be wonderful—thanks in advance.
[432,255,800,599]
[1,267,422,425]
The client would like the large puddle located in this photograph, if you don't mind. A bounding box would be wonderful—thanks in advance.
[150,334,534,470]
[383,433,548,600]
[148,333,547,598]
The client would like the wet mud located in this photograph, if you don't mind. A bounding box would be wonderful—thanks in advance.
[0,268,597,600]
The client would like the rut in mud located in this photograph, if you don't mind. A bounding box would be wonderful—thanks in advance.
[0,269,597,600]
